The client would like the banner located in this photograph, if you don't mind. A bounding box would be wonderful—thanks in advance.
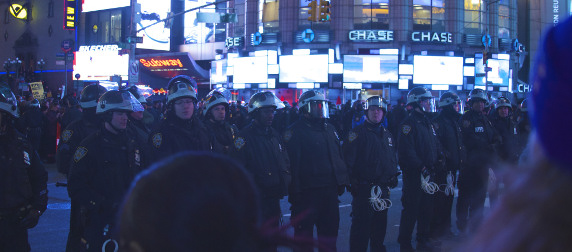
[29,82,45,100]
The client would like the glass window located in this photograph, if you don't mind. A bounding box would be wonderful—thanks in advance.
[464,0,483,34]
[299,0,330,29]
[413,0,444,31]
[184,0,228,44]
[353,0,389,30]
[259,0,279,33]
[86,9,123,45]
[234,0,246,37]
[498,2,510,38]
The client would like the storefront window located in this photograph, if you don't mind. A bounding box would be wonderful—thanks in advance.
[86,9,123,45]
[354,0,389,30]
[234,0,246,37]
[498,0,510,38]
[413,0,445,31]
[259,0,279,33]
[299,0,330,30]
[464,0,483,34]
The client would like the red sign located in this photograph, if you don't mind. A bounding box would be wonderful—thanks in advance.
[139,58,184,68]
[64,0,76,30]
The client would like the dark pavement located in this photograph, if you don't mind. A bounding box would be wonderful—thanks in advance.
[29,163,472,251]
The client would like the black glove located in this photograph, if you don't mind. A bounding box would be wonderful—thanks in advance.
[338,185,346,196]
[20,209,42,229]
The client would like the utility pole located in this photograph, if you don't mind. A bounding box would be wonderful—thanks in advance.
[128,0,138,87]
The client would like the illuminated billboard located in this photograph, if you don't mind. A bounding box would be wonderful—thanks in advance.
[184,0,225,44]
[137,0,171,51]
[73,45,129,80]
[82,0,130,12]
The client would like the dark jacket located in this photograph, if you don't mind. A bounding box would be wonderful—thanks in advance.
[432,108,466,171]
[284,118,349,194]
[459,110,500,168]
[148,114,210,163]
[231,121,290,199]
[490,114,520,163]
[56,112,101,175]
[0,129,48,212]
[204,119,237,155]
[397,110,441,174]
[60,107,83,131]
[343,120,398,186]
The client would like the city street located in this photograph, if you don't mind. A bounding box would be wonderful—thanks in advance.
[30,163,469,252]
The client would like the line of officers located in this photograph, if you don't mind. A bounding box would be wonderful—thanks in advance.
[0,73,528,252]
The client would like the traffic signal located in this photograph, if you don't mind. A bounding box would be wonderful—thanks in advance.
[319,0,331,22]
[307,0,318,22]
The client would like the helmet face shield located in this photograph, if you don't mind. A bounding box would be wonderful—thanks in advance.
[307,100,329,119]
[420,98,436,113]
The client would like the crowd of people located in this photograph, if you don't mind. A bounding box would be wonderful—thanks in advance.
[1,16,571,252]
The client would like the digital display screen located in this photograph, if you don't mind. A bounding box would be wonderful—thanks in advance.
[233,57,268,84]
[413,55,463,85]
[73,46,129,80]
[279,55,329,83]
[486,59,510,86]
[136,0,171,50]
[210,59,227,84]
[81,0,130,12]
[343,55,398,83]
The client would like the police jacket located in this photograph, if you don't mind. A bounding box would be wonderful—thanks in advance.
[0,129,48,212]
[127,118,151,145]
[56,112,101,175]
[460,110,500,166]
[68,127,145,227]
[231,121,290,199]
[283,117,349,194]
[397,110,441,174]
[343,120,398,186]
[148,114,210,163]
[17,107,44,132]
[60,107,82,131]
[432,108,466,171]
[204,118,237,155]
[490,114,520,163]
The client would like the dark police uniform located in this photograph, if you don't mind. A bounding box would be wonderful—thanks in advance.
[432,108,466,237]
[231,121,290,228]
[0,130,48,252]
[284,118,349,252]
[397,110,441,248]
[148,115,210,163]
[343,121,398,252]
[204,119,237,155]
[57,113,101,175]
[17,106,44,152]
[68,127,146,252]
[490,114,520,163]
[457,109,499,232]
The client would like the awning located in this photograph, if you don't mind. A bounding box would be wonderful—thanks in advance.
[137,52,209,89]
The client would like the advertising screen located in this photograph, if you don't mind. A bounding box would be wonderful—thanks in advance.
[343,55,398,83]
[233,57,268,84]
[184,0,225,44]
[279,55,329,83]
[82,0,130,12]
[73,45,129,80]
[413,55,463,85]
[136,0,171,50]
[486,59,510,86]
[210,59,227,84]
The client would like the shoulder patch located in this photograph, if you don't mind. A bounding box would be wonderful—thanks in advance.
[463,120,471,128]
[348,131,358,143]
[74,147,88,163]
[152,133,162,148]
[283,130,293,143]
[234,137,246,150]
[62,130,73,142]
[402,125,412,135]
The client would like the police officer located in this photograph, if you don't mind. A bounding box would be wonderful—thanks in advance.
[283,90,349,252]
[231,91,290,233]
[68,90,146,252]
[457,88,500,233]
[59,94,82,131]
[516,99,531,160]
[57,84,107,252]
[397,87,442,251]
[203,89,237,155]
[122,85,152,144]
[490,97,519,164]
[149,76,210,162]
[431,92,466,238]
[343,96,398,252]
[0,84,48,251]
[17,99,44,152]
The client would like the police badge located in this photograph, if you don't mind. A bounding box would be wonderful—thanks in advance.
[74,147,88,163]
[348,131,358,143]
[234,137,245,150]
[23,151,30,165]
[62,130,73,142]
[402,125,412,135]
[152,133,162,148]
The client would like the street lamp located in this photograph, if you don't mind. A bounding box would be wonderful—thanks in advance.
[37,58,46,81]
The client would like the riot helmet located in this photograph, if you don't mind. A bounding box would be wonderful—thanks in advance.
[247,91,284,114]
[123,85,147,105]
[299,90,329,119]
[520,98,528,112]
[407,87,436,112]
[439,92,463,113]
[495,96,512,110]
[468,88,488,104]
[364,96,388,112]
[0,84,18,118]
[203,90,229,116]
[96,90,140,114]
[79,84,108,109]
[29,99,41,108]
[167,75,198,105]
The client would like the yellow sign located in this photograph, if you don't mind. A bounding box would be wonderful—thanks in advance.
[29,82,45,100]
[9,4,27,20]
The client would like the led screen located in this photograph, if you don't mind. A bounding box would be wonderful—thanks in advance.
[73,45,129,80]
[137,0,171,50]
[184,0,225,44]
[279,55,329,83]
[343,55,398,83]
[233,57,268,84]
[413,55,463,85]
[82,0,130,12]
[486,59,510,86]
[210,59,227,84]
